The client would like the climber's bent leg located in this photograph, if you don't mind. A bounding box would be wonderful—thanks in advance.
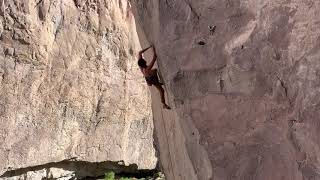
[154,83,165,104]
[154,84,171,109]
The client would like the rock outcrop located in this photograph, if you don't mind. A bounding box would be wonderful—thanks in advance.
[0,0,157,178]
[133,0,320,180]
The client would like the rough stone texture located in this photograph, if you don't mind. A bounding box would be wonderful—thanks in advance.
[0,0,157,178]
[133,0,320,180]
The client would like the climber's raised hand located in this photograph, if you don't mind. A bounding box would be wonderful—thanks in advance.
[138,45,152,59]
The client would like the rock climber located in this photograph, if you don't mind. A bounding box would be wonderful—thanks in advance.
[137,45,171,110]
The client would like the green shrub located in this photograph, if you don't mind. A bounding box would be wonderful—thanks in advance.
[104,171,115,180]
[119,177,132,180]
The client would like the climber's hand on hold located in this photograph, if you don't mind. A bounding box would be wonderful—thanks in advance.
[146,45,157,71]
[138,45,153,59]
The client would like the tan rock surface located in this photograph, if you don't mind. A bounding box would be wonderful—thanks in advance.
[133,0,320,180]
[0,0,157,178]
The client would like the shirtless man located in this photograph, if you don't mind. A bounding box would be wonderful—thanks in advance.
[137,45,171,109]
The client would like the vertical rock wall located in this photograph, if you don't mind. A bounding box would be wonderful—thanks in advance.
[0,0,157,178]
[133,0,320,180]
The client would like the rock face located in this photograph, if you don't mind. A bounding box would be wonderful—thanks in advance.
[0,0,157,178]
[133,0,320,180]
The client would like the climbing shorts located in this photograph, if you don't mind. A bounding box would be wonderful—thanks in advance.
[145,73,160,86]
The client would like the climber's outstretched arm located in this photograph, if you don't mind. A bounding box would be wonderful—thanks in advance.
[138,45,152,59]
[147,46,157,71]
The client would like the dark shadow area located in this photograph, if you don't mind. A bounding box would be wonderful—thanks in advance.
[1,159,158,179]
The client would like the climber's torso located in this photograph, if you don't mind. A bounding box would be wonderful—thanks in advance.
[140,68,160,86]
